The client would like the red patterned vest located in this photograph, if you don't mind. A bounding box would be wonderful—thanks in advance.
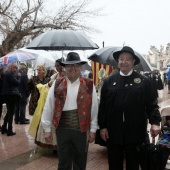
[53,77,93,132]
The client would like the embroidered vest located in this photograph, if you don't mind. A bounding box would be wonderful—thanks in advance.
[53,77,93,132]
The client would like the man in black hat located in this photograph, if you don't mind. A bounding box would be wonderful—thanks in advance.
[98,46,161,170]
[41,52,98,170]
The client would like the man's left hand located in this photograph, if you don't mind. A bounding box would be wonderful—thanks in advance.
[88,132,96,143]
[150,124,161,137]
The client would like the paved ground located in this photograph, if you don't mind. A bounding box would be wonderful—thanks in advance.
[0,87,169,170]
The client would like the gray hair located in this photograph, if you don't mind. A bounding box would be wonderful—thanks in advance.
[19,63,27,70]
[7,62,18,72]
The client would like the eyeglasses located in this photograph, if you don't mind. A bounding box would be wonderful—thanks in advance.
[66,64,81,68]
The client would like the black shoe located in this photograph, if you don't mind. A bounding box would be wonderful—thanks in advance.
[53,150,58,155]
[20,121,30,124]
[25,118,30,121]
[7,132,16,136]
[15,121,20,124]
[1,125,7,134]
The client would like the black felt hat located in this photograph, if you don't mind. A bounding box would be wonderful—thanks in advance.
[113,46,140,65]
[60,52,87,66]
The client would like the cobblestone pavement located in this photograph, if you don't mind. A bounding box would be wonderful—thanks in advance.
[0,87,169,170]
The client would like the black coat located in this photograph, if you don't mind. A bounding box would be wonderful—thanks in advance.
[98,71,161,145]
[2,71,20,96]
[18,70,30,103]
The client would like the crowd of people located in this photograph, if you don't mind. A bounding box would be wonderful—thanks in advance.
[0,47,167,170]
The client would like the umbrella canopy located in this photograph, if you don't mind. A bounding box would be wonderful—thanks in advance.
[26,29,99,51]
[19,48,59,68]
[1,50,37,65]
[88,46,153,72]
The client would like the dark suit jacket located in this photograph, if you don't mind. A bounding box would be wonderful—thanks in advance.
[18,70,29,104]
[98,70,161,145]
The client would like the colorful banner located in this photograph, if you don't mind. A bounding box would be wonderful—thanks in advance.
[91,61,116,85]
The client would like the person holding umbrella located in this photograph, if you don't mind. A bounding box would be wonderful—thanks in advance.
[98,46,161,170]
[41,52,98,170]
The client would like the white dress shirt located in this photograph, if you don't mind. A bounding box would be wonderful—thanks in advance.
[41,77,99,133]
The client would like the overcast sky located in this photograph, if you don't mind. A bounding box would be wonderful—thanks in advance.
[45,0,170,56]
[82,0,170,55]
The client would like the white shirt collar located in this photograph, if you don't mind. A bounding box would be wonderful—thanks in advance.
[120,69,133,76]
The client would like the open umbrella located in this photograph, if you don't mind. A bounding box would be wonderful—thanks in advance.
[19,48,58,68]
[1,50,37,65]
[88,46,153,72]
[26,29,99,51]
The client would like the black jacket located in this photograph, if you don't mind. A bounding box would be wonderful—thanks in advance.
[2,71,21,96]
[98,71,161,145]
[18,70,30,102]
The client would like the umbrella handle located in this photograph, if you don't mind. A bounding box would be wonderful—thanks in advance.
[152,137,155,144]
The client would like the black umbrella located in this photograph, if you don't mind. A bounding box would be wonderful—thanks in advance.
[137,139,170,170]
[88,46,153,72]
[26,29,99,51]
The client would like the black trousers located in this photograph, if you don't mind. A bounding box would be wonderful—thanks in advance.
[56,128,88,170]
[3,95,18,132]
[0,95,5,119]
[107,140,140,170]
[15,98,27,122]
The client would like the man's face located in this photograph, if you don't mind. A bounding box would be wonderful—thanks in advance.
[23,67,28,73]
[118,52,135,74]
[65,64,81,83]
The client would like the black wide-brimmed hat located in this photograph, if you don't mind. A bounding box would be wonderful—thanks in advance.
[60,52,87,66]
[113,46,140,65]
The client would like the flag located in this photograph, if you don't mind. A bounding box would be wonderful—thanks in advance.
[91,61,116,85]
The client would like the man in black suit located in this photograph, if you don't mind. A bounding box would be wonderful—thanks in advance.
[15,63,30,124]
[98,46,161,170]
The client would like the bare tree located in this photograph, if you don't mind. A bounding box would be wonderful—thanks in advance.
[0,0,103,57]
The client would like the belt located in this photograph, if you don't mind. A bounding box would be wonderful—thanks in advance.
[59,109,80,131]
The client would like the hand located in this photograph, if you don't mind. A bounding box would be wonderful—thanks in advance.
[44,132,53,144]
[51,73,57,81]
[100,128,109,141]
[150,124,161,137]
[88,132,96,143]
[17,73,21,77]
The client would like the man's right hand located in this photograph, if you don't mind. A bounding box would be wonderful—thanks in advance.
[100,128,109,141]
[44,132,53,144]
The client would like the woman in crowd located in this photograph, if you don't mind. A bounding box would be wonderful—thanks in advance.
[28,65,49,116]
[29,58,65,150]
[50,58,65,82]
[1,63,21,136]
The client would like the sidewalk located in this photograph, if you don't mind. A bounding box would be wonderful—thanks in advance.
[0,87,169,170]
